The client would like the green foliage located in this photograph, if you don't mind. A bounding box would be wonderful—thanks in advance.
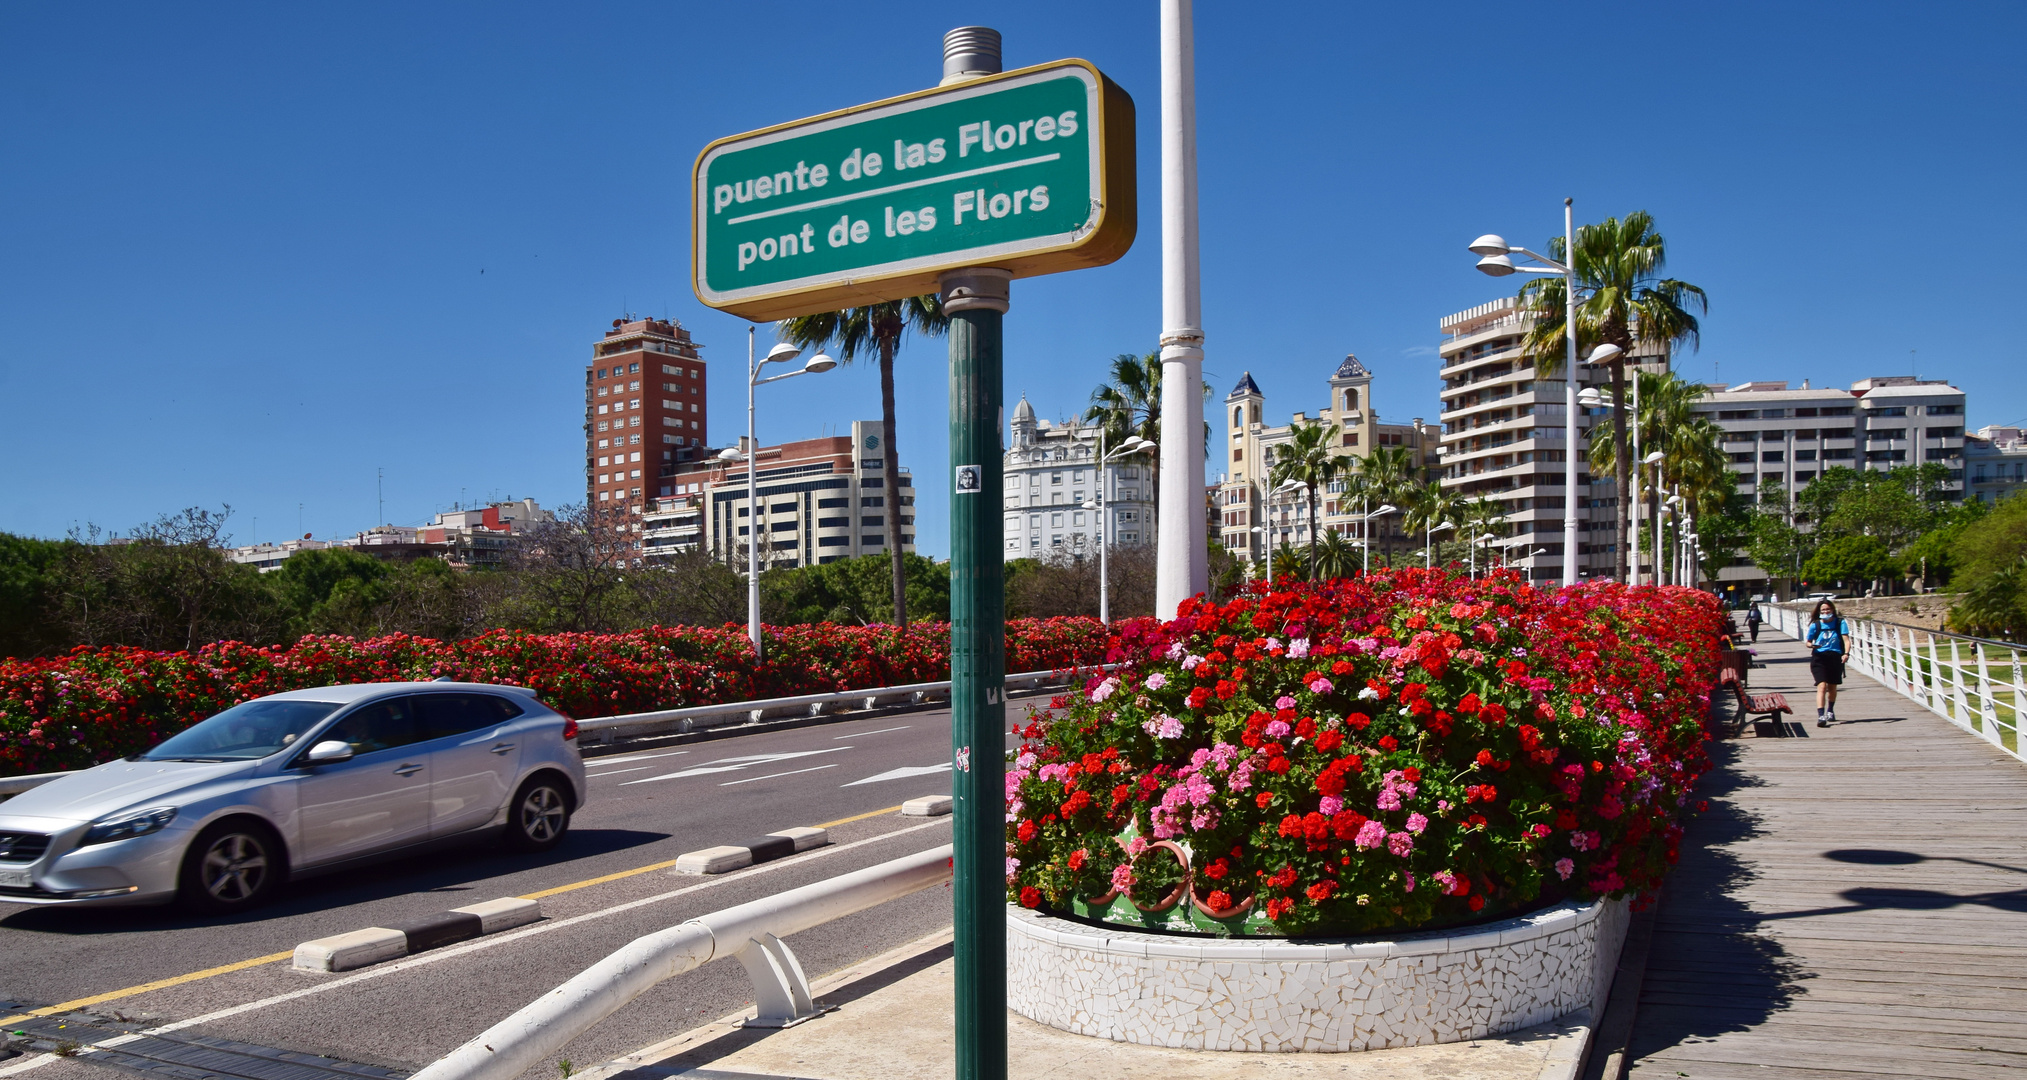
[1311,529,1360,581]
[764,553,950,625]
[1951,556,2027,640]
[0,534,77,658]
[1802,535,1893,589]
[1950,493,2027,583]
[1269,420,1350,577]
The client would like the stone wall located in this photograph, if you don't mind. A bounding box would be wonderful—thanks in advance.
[1774,594,1960,633]
[1006,897,1630,1053]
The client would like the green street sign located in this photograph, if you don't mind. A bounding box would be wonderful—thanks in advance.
[692,59,1135,321]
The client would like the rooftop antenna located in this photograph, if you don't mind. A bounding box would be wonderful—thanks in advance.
[377,467,385,525]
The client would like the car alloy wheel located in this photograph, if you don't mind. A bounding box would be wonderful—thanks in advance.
[507,780,569,851]
[200,831,270,904]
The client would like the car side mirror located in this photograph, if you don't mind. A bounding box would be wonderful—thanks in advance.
[303,740,355,766]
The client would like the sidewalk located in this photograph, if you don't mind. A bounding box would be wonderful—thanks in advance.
[580,928,1593,1080]
[1621,628,2027,1079]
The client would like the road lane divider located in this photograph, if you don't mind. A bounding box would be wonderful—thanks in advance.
[901,794,953,816]
[673,826,828,875]
[292,897,541,972]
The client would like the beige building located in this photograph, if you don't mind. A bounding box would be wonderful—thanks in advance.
[1002,396,1157,557]
[1216,354,1438,565]
[1966,425,2027,505]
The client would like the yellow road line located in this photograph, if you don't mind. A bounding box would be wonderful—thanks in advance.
[1,808,915,1026]
[0,951,295,1026]
[818,804,902,829]
[518,859,682,900]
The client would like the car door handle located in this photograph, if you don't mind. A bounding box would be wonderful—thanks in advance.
[394,763,424,777]
[489,743,517,755]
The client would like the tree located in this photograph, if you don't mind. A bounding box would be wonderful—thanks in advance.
[0,533,76,658]
[1951,556,2027,640]
[502,504,631,631]
[1519,212,1708,582]
[52,506,283,651]
[1353,444,1420,564]
[777,296,948,628]
[1745,481,1810,596]
[269,547,391,635]
[1950,492,2027,584]
[1803,535,1893,591]
[1896,497,1988,590]
[1085,349,1214,517]
[764,552,951,625]
[1402,481,1464,567]
[624,549,747,628]
[1312,529,1360,580]
[1268,421,1350,578]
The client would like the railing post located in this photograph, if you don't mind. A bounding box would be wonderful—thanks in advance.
[1976,643,2001,746]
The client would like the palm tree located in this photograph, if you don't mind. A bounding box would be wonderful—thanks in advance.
[1458,496,1509,573]
[1312,529,1360,580]
[778,296,948,627]
[1518,211,1708,582]
[1404,480,1464,567]
[1354,444,1420,564]
[1085,350,1214,516]
[1586,370,1727,580]
[1268,420,1350,578]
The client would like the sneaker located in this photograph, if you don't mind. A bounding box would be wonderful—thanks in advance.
[1817,717,1829,728]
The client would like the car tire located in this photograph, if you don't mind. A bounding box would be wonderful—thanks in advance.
[504,777,571,852]
[178,820,283,914]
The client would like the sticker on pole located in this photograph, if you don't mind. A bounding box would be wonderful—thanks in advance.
[954,464,982,494]
[693,60,1135,321]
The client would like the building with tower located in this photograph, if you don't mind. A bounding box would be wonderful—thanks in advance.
[1002,395,1158,557]
[1216,355,1438,566]
[585,317,709,562]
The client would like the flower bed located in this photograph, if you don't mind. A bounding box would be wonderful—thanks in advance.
[0,618,1108,775]
[1005,571,1723,938]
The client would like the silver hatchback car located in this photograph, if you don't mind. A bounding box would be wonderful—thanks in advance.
[0,682,587,913]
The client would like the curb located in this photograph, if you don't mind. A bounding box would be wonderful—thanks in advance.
[900,795,952,816]
[674,826,830,875]
[293,897,542,972]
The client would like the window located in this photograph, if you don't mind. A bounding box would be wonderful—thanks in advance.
[416,693,521,742]
[1073,512,1086,525]
[861,496,884,507]
[1871,406,1907,417]
[1796,448,1817,461]
[1051,534,1064,546]
[1761,451,1784,462]
[1794,407,1819,417]
[1028,474,1040,486]
[1795,470,1817,482]
[1344,388,1359,411]
[818,536,849,547]
[597,456,609,466]
[322,698,425,755]
[817,498,849,509]
[597,368,608,379]
[862,516,884,527]
[628,363,639,374]
[1051,512,1064,527]
[1868,429,1904,441]
[1343,433,1359,447]
[1051,472,1063,485]
[1927,404,1962,415]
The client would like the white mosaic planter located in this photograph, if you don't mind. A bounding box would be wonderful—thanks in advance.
[1006,896,1630,1052]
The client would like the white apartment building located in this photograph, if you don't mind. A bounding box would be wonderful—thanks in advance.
[1435,298,1655,581]
[1002,396,1155,556]
[1690,376,1966,586]
[1966,425,2027,505]
[639,421,915,569]
[1216,357,1438,564]
[226,538,330,572]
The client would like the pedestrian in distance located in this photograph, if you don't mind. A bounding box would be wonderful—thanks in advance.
[1746,601,1764,643]
[1805,599,1850,727]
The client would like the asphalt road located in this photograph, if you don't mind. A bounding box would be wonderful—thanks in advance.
[0,691,1051,1080]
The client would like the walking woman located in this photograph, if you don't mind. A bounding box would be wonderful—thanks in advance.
[1746,601,1764,643]
[1805,599,1850,727]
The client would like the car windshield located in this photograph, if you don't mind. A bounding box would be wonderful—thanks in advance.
[141,699,345,761]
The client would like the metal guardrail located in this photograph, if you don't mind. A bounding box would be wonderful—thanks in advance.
[1766,602,2023,762]
[574,665,1112,744]
[409,843,954,1080]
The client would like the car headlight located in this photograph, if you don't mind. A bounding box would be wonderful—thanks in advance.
[80,806,179,846]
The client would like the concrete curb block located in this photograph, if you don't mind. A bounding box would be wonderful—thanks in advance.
[901,795,953,816]
[673,827,830,876]
[293,897,542,972]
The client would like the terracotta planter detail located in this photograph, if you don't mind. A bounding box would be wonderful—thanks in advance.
[1128,840,1191,913]
[1190,883,1255,921]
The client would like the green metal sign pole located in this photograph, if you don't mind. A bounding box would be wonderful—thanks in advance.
[944,261,1009,1080]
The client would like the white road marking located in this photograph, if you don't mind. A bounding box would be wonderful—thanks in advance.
[719,763,839,787]
[588,766,652,778]
[621,746,853,785]
[842,763,952,787]
[4,819,957,1077]
[584,750,691,767]
[834,725,910,739]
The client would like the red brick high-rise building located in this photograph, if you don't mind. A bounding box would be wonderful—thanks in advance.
[585,317,707,558]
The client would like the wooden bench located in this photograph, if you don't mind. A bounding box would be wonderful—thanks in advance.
[1718,669,1793,736]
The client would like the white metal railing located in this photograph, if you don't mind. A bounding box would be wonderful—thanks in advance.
[1765,603,2023,762]
[409,844,954,1080]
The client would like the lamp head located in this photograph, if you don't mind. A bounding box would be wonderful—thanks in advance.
[764,342,803,365]
[1374,503,1398,516]
[717,448,745,461]
[801,351,837,374]
[1081,501,1098,510]
[1474,254,1517,278]
[1577,388,1605,407]
[1467,234,1511,257]
[1586,343,1625,366]
[1643,450,1665,464]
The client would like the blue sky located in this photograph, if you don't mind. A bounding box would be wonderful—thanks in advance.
[3,2,2022,556]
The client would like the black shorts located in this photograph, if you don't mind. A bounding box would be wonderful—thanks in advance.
[1810,652,1845,686]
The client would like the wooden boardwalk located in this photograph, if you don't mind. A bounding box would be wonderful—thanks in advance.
[1623,627,2027,1079]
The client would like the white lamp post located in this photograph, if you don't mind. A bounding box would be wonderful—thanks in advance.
[1360,502,1398,574]
[726,329,835,658]
[1468,531,1499,578]
[1470,199,1582,589]
[1425,519,1455,568]
[1250,480,1303,583]
[1078,430,1155,623]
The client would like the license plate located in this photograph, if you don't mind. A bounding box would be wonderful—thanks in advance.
[0,868,32,889]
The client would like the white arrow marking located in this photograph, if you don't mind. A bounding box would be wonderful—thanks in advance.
[720,763,841,787]
[841,762,952,788]
[622,746,853,785]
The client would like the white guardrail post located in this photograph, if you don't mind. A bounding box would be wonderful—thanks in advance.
[410,844,954,1080]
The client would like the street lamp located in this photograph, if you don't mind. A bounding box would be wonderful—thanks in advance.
[1250,480,1304,583]
[1468,531,1499,578]
[730,330,835,658]
[1577,342,1644,586]
[1359,503,1397,574]
[1076,430,1156,623]
[1425,520,1455,568]
[1470,199,1582,589]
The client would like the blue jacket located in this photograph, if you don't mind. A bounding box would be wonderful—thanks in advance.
[1806,617,1850,655]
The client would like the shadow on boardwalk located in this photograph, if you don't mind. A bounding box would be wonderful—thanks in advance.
[1625,631,2027,1080]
